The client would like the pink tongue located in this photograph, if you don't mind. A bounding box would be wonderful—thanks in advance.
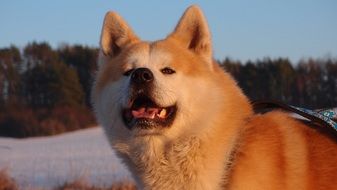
[132,107,160,119]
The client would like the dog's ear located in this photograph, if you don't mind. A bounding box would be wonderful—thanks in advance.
[168,5,212,62]
[100,11,139,57]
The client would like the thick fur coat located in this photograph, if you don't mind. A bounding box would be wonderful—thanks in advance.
[92,5,337,190]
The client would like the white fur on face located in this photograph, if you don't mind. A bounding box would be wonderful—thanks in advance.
[93,46,219,148]
[93,76,130,141]
[125,47,178,108]
[93,48,178,148]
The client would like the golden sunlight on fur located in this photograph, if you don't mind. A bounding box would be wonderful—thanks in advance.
[92,5,337,190]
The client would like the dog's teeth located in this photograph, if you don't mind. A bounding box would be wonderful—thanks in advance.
[159,109,167,118]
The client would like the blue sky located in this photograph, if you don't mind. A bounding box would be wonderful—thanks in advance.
[1,0,337,62]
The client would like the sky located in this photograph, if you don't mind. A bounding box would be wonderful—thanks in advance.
[1,0,337,63]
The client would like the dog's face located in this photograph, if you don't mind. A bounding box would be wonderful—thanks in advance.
[92,6,222,152]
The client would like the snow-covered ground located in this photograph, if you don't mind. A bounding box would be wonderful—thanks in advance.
[0,127,133,189]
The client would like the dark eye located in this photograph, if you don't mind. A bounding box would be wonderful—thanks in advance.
[123,69,134,76]
[161,67,176,75]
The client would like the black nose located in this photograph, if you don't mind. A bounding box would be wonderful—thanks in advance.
[131,68,154,84]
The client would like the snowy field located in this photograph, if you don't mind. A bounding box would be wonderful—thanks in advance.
[0,127,133,189]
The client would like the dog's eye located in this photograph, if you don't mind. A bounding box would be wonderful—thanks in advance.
[123,69,134,76]
[161,67,176,75]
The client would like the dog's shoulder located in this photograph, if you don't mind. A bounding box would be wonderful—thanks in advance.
[243,111,337,150]
[229,111,337,189]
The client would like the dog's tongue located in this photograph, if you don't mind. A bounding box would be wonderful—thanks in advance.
[132,107,159,119]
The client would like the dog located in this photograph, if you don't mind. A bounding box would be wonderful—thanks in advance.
[92,5,337,190]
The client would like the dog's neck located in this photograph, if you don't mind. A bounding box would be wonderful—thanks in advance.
[122,124,242,190]
[114,75,253,190]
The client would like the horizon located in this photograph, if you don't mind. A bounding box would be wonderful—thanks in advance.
[1,0,337,63]
[3,41,337,65]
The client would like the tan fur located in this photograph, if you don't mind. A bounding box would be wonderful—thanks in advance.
[229,112,337,190]
[92,5,337,190]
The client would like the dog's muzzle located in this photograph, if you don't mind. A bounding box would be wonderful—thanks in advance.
[121,68,177,130]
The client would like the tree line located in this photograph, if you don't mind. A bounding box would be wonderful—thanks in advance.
[0,42,98,137]
[0,42,336,138]
[220,57,337,108]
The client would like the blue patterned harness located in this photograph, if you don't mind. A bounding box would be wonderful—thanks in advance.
[253,101,337,134]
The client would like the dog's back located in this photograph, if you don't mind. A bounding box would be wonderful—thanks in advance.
[229,111,337,190]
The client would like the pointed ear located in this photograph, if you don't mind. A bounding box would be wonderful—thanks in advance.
[100,11,139,57]
[168,5,212,61]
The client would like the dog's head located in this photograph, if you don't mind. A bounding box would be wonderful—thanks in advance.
[92,6,240,152]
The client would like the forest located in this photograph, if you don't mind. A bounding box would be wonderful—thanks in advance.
[0,42,336,138]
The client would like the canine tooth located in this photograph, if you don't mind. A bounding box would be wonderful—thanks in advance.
[159,109,167,118]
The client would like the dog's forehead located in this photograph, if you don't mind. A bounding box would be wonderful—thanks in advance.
[126,42,172,67]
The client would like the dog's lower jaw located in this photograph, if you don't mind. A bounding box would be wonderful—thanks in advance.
[122,131,241,190]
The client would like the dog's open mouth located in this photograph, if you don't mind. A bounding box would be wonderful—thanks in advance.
[122,95,177,130]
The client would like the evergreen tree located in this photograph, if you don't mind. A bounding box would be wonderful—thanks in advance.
[22,62,84,108]
[24,42,58,68]
[0,46,22,107]
[58,45,98,106]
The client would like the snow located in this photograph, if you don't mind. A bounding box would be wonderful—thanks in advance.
[0,127,133,189]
